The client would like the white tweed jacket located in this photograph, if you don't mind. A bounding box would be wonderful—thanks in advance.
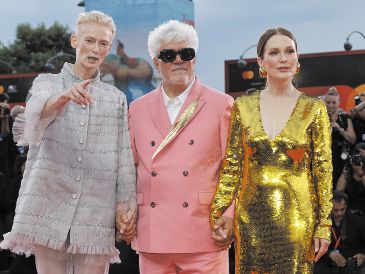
[0,63,136,263]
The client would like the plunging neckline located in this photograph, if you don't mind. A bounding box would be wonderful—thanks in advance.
[258,91,302,142]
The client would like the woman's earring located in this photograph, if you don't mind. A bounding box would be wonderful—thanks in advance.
[295,62,301,74]
[259,66,267,78]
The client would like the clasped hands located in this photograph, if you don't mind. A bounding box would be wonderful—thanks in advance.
[115,203,137,244]
[212,216,234,248]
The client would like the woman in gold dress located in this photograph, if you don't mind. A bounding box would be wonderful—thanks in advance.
[210,27,333,274]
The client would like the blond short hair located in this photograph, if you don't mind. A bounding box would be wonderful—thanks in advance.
[76,10,116,40]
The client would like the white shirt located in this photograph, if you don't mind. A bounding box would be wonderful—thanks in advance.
[162,79,195,124]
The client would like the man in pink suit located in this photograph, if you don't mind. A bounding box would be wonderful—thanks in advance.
[126,20,234,273]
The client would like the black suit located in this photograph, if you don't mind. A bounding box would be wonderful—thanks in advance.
[314,212,365,274]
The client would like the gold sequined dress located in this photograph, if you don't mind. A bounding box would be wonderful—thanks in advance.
[210,91,333,274]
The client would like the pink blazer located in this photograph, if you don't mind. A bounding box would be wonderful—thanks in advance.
[129,79,233,253]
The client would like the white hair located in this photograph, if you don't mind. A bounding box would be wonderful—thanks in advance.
[147,20,199,59]
[76,10,116,40]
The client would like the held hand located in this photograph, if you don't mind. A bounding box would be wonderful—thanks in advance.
[116,204,137,244]
[211,216,233,248]
[314,237,330,262]
[330,122,341,131]
[63,80,93,106]
[353,253,365,267]
[329,251,346,267]
[358,100,365,111]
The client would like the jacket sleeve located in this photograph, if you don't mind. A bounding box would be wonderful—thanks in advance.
[210,100,243,227]
[21,75,60,146]
[312,100,333,240]
[116,93,136,210]
[128,101,139,166]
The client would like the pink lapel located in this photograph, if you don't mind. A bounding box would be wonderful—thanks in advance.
[173,79,206,127]
[151,80,207,159]
[146,87,171,138]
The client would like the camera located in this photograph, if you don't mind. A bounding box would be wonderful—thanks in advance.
[333,257,360,274]
[355,96,361,106]
[339,141,351,160]
[351,153,364,166]
[0,105,10,116]
[17,146,29,158]
[349,149,365,166]
[346,257,360,274]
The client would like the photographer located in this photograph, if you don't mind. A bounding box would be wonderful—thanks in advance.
[324,87,356,187]
[314,191,365,274]
[336,147,365,217]
[0,93,11,178]
[350,93,365,145]
[3,148,37,274]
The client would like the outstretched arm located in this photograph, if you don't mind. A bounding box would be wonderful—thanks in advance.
[41,80,92,119]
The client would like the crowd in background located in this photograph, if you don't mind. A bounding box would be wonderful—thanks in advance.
[316,87,365,274]
[0,93,34,274]
[324,87,365,216]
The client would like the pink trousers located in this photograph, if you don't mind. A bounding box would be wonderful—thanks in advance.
[139,249,229,274]
[34,245,110,274]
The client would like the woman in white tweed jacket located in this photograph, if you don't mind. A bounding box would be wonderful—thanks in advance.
[0,11,136,274]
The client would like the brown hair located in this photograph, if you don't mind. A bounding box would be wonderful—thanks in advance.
[257,27,297,58]
[327,86,339,97]
[332,190,348,205]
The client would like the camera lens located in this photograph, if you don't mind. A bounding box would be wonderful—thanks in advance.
[355,96,361,106]
[352,154,363,166]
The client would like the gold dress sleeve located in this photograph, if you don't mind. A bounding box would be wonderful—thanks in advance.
[210,100,243,227]
[311,101,333,240]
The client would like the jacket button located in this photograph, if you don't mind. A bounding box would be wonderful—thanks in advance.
[189,139,194,145]
[151,141,155,146]
[183,171,189,176]
[150,202,156,208]
[182,202,188,208]
[151,171,157,177]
